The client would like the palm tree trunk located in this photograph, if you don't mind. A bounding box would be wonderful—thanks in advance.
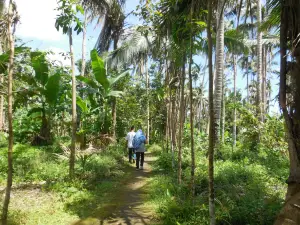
[165,55,169,151]
[199,97,203,132]
[178,57,186,184]
[246,59,249,103]
[206,108,210,134]
[168,73,172,153]
[189,3,195,199]
[111,38,119,139]
[171,91,176,168]
[220,72,225,144]
[188,0,195,197]
[233,55,237,147]
[215,0,225,158]
[199,69,206,133]
[146,57,150,143]
[69,28,77,178]
[81,12,87,78]
[207,0,215,223]
[261,45,266,121]
[171,66,178,167]
[2,1,14,224]
[256,0,262,121]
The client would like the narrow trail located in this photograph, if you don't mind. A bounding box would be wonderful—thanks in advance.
[72,152,159,225]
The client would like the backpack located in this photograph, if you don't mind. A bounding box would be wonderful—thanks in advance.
[132,134,145,149]
[132,135,140,149]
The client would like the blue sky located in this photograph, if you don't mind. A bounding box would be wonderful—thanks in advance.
[15,0,280,114]
[15,0,141,65]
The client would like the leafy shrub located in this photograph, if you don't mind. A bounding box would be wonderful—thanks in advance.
[150,146,287,225]
[0,144,68,184]
[148,144,163,154]
[153,151,175,172]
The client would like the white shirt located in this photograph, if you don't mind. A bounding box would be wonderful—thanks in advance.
[126,131,136,148]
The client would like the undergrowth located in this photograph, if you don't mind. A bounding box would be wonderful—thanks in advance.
[146,143,288,225]
[0,142,130,224]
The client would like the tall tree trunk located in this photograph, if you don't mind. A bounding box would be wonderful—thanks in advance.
[2,1,14,224]
[164,40,169,151]
[0,1,4,132]
[275,1,300,223]
[215,0,224,158]
[261,45,266,121]
[220,72,225,144]
[146,57,150,143]
[178,57,186,184]
[199,70,206,133]
[207,0,215,223]
[168,66,172,153]
[189,0,195,197]
[256,0,262,121]
[69,28,77,178]
[81,12,87,78]
[171,89,176,168]
[246,58,249,104]
[165,55,169,151]
[79,12,87,149]
[0,76,4,131]
[199,96,203,132]
[111,37,119,139]
[233,55,237,147]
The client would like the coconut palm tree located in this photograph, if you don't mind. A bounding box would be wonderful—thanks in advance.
[256,0,262,122]
[82,0,126,138]
[207,0,215,223]
[215,0,225,157]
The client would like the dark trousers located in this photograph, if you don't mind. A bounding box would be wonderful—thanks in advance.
[129,148,135,163]
[136,152,144,168]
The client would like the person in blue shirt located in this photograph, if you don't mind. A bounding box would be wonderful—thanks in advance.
[133,129,147,170]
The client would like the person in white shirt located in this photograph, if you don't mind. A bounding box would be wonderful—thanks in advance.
[125,126,136,163]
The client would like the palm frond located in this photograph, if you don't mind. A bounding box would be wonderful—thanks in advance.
[105,26,154,69]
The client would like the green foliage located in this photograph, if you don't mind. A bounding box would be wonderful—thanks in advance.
[45,72,61,104]
[149,138,288,225]
[154,151,175,172]
[0,144,68,184]
[55,0,84,34]
[0,143,130,224]
[90,49,109,92]
[14,109,41,143]
[30,51,49,86]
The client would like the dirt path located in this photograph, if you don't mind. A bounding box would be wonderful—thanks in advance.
[72,152,158,225]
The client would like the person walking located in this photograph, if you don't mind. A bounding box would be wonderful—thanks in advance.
[133,129,147,170]
[125,126,136,163]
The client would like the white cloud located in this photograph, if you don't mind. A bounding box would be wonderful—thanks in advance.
[15,0,63,41]
[46,47,71,67]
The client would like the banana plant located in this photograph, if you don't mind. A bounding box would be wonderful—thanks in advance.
[20,51,85,145]
[25,51,62,145]
[77,49,128,133]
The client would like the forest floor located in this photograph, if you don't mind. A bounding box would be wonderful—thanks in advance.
[71,152,160,225]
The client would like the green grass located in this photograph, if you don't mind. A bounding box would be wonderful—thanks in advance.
[0,143,133,224]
